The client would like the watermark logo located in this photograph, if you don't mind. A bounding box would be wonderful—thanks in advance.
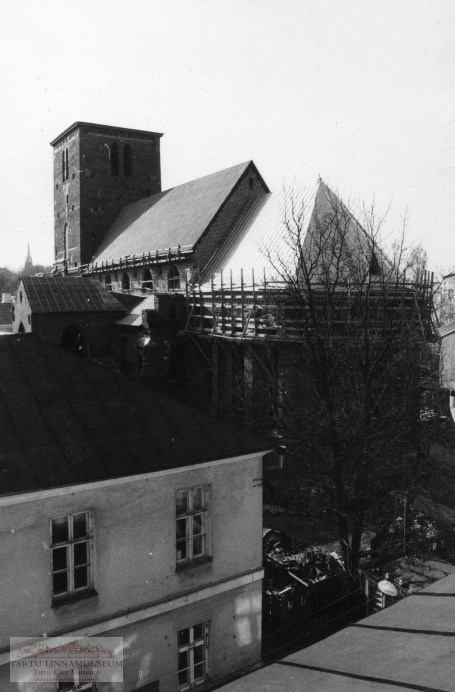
[10,637,123,684]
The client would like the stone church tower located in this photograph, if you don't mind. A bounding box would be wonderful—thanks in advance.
[50,122,162,270]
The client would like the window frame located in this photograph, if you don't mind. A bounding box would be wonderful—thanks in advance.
[176,486,209,565]
[50,511,93,601]
[177,622,209,690]
[142,268,154,291]
[168,265,181,291]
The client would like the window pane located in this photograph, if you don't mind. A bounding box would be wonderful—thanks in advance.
[192,535,205,557]
[178,650,188,670]
[73,512,88,539]
[52,546,68,571]
[176,540,187,562]
[176,491,188,515]
[178,628,190,647]
[192,513,205,536]
[53,571,68,595]
[176,518,188,540]
[178,670,188,687]
[73,541,88,566]
[193,623,204,641]
[193,662,205,681]
[52,517,69,544]
[192,487,205,511]
[193,644,204,665]
[74,566,88,590]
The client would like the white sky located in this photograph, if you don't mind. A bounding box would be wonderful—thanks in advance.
[0,0,454,272]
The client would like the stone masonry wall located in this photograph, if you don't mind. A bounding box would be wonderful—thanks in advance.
[52,125,162,268]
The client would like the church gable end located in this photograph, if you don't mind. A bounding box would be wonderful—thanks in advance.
[193,162,269,271]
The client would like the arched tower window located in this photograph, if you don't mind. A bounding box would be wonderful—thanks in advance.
[123,144,132,177]
[105,273,112,291]
[62,148,69,182]
[122,272,130,290]
[168,265,180,291]
[142,268,153,290]
[63,223,69,259]
[111,142,119,177]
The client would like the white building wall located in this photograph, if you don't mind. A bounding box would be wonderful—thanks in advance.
[0,454,264,690]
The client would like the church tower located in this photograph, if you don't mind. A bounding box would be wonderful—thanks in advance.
[50,122,163,269]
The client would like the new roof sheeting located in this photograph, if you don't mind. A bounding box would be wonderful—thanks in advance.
[94,162,254,263]
[22,276,125,314]
[200,181,377,289]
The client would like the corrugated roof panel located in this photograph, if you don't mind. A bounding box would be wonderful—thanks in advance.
[22,276,126,314]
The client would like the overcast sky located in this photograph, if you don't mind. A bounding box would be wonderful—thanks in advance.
[1,0,454,273]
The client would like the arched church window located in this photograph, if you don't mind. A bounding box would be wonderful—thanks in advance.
[142,268,153,290]
[122,272,130,290]
[123,144,132,177]
[168,265,180,291]
[111,142,119,177]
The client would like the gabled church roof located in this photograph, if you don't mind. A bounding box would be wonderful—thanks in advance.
[94,161,268,263]
[21,276,125,314]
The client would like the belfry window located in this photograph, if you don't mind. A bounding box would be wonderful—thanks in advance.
[62,148,69,182]
[111,142,119,177]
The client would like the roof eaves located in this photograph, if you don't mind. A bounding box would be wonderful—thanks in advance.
[50,122,164,146]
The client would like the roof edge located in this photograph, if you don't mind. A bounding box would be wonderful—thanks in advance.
[50,122,164,146]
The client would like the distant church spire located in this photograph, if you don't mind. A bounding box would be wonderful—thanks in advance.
[22,243,34,276]
[25,242,33,267]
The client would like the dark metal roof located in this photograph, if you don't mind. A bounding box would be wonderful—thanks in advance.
[50,121,163,146]
[219,569,455,692]
[21,276,126,314]
[0,335,268,496]
[94,162,267,264]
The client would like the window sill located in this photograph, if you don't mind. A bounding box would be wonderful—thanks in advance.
[52,589,98,608]
[176,556,212,573]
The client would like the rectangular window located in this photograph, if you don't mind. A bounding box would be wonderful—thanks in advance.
[177,622,209,690]
[51,512,92,599]
[176,487,208,564]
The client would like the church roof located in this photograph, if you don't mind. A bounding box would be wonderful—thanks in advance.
[21,276,125,314]
[94,161,266,264]
[0,334,269,496]
[200,180,378,287]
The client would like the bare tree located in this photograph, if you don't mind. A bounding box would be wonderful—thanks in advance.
[264,185,437,573]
